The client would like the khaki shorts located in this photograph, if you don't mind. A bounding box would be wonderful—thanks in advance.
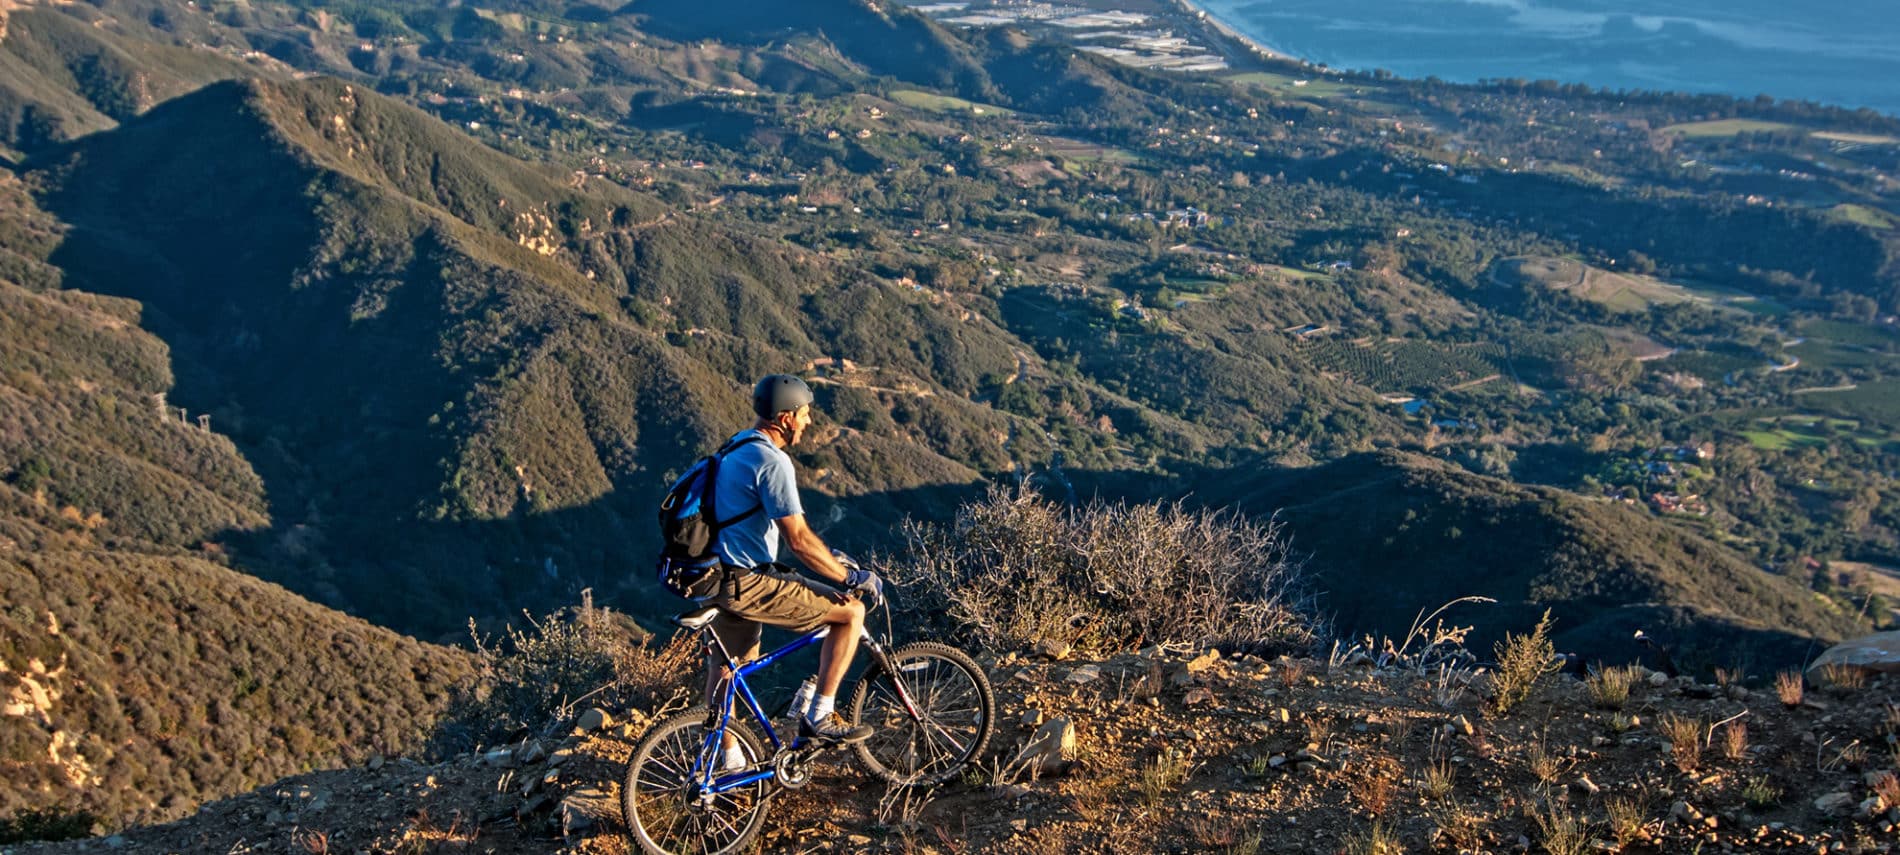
[703,564,838,662]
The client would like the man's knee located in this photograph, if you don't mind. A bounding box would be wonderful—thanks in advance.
[828,599,865,627]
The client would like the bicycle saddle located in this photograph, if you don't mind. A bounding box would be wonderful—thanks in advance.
[674,606,720,630]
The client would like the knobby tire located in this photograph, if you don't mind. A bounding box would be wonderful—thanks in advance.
[847,641,995,786]
[621,711,771,855]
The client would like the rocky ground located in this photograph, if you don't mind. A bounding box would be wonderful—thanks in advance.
[9,645,1900,854]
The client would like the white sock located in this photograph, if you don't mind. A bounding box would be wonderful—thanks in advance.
[806,694,835,724]
[724,746,747,771]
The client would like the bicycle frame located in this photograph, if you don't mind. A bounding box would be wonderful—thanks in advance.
[690,623,918,796]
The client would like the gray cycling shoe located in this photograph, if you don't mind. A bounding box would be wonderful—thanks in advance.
[799,714,873,744]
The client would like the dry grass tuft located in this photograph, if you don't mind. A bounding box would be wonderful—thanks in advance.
[1658,713,1704,773]
[1137,747,1193,806]
[294,830,330,854]
[1277,657,1309,689]
[1583,664,1639,710]
[1722,721,1749,763]
[1604,795,1648,847]
[1186,816,1261,855]
[1341,820,1404,855]
[1872,772,1900,809]
[1417,742,1458,802]
[1525,734,1570,785]
[1775,670,1804,706]
[1488,610,1558,715]
[1817,662,1868,693]
[391,810,478,854]
[1531,795,1592,855]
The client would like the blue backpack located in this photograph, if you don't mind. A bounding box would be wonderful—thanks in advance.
[655,434,770,599]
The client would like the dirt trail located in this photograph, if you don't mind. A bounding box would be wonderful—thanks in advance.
[12,647,1900,854]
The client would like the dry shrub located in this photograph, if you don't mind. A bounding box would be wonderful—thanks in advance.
[430,595,695,754]
[1775,670,1804,707]
[1583,664,1638,710]
[1488,610,1558,715]
[891,487,1317,656]
[1658,713,1704,773]
[1349,757,1401,817]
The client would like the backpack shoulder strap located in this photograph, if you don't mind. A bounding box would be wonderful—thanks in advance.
[705,432,772,532]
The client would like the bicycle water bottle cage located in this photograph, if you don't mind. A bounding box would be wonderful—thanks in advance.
[674,606,719,631]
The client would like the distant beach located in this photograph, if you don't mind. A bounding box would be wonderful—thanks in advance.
[1177,0,1900,116]
[1168,0,1295,63]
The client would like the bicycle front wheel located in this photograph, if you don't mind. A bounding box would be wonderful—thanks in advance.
[847,641,995,786]
[621,711,771,855]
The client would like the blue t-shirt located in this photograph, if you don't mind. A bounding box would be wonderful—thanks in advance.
[712,430,804,568]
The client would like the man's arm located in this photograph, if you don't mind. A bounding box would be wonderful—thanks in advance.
[776,513,850,585]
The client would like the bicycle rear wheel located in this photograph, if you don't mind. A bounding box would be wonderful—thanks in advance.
[621,711,771,855]
[847,641,995,786]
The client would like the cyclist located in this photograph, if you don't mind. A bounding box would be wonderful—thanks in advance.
[694,374,881,765]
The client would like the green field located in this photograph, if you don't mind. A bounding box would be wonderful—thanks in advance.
[1038,136,1138,166]
[1787,340,1890,372]
[1301,339,1505,393]
[1798,381,1900,427]
[889,90,1014,117]
[1658,347,1767,381]
[1662,119,1803,138]
[1498,256,1705,312]
[1744,415,1894,450]
[1225,71,1360,99]
[1801,318,1900,350]
[1830,204,1898,230]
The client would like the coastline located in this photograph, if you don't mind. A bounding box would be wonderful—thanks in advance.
[1165,0,1302,66]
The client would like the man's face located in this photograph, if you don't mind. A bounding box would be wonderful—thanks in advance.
[777,404,812,446]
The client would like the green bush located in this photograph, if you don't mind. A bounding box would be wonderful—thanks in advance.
[0,808,97,844]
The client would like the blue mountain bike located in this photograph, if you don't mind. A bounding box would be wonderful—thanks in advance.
[620,595,995,855]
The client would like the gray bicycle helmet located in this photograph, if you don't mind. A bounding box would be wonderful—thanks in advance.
[752,374,814,417]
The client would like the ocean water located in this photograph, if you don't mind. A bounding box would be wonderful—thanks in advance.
[1196,0,1900,116]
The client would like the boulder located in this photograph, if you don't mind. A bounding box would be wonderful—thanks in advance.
[560,787,614,837]
[1814,792,1856,814]
[1030,638,1072,661]
[576,708,611,733]
[1009,717,1077,776]
[1184,649,1221,674]
[1808,631,1900,675]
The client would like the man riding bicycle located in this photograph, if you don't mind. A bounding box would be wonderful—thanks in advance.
[691,374,882,763]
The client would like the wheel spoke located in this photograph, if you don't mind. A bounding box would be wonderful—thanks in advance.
[852,646,994,786]
[625,713,771,855]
